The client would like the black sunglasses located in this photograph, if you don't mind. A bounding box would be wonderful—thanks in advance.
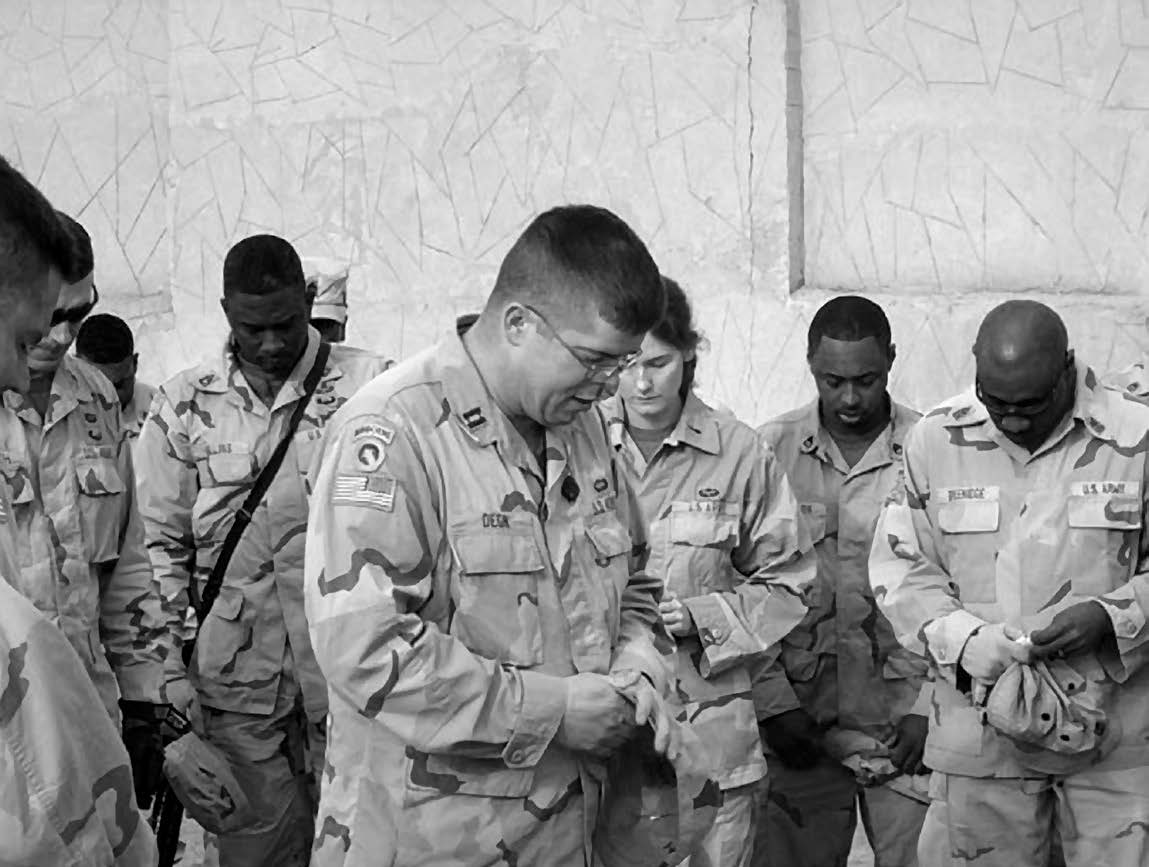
[50,284,99,327]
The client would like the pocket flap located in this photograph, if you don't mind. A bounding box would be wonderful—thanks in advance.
[75,458,125,496]
[455,531,544,574]
[669,504,738,547]
[410,751,534,799]
[585,515,631,559]
[780,646,821,682]
[209,586,244,621]
[205,449,253,485]
[1067,494,1141,530]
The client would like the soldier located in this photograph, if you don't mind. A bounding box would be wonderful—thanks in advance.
[871,300,1149,866]
[76,313,156,443]
[135,234,391,867]
[0,155,156,864]
[604,276,815,866]
[756,296,929,867]
[305,258,349,344]
[305,205,677,866]
[0,211,168,796]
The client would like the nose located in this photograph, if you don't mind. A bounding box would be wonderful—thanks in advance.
[635,368,653,393]
[257,331,285,357]
[841,383,860,407]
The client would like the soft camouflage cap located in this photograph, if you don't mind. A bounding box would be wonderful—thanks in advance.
[304,257,349,324]
[985,658,1120,776]
[593,671,721,867]
[163,731,256,833]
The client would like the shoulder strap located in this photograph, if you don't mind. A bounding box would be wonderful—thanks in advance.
[183,342,332,665]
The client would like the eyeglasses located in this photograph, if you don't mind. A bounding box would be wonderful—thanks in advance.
[975,361,1068,419]
[524,305,639,384]
[50,284,99,328]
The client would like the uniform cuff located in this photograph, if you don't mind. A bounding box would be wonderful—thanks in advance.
[1097,590,1148,649]
[683,594,758,679]
[502,670,568,769]
[923,609,987,667]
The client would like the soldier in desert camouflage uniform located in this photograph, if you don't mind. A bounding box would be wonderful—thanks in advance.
[604,276,815,867]
[0,155,156,865]
[306,205,677,867]
[76,312,157,446]
[136,234,391,867]
[871,300,1149,867]
[756,297,930,867]
[0,211,169,814]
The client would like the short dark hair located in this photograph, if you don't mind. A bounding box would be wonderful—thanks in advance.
[651,276,704,396]
[0,154,74,296]
[807,295,892,358]
[223,234,305,297]
[56,211,94,283]
[76,313,134,364]
[489,205,664,335]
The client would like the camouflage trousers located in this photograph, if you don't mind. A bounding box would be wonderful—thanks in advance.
[681,783,758,867]
[753,759,927,867]
[198,674,325,867]
[918,769,1149,867]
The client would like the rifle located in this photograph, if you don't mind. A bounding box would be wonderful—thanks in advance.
[149,342,332,866]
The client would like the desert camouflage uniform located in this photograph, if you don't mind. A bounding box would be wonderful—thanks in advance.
[0,354,165,723]
[602,392,814,867]
[870,363,1149,867]
[755,398,929,867]
[136,328,390,867]
[305,320,673,867]
[0,478,157,866]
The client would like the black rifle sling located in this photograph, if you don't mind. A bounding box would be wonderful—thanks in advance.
[182,341,331,667]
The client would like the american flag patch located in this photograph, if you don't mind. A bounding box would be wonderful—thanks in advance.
[332,473,397,512]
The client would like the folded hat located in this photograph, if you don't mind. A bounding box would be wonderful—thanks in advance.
[304,258,350,324]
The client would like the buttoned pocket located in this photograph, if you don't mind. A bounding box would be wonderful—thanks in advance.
[1067,488,1141,595]
[666,502,740,596]
[452,528,544,667]
[194,585,248,678]
[75,457,126,564]
[937,487,1000,604]
[584,512,632,642]
[201,448,254,487]
[402,749,535,806]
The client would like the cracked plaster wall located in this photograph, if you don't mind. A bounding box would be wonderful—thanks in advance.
[1,0,1146,425]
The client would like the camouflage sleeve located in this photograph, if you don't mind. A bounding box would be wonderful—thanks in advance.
[97,441,166,703]
[607,455,675,695]
[1087,456,1149,681]
[869,426,985,684]
[681,437,814,680]
[0,582,157,864]
[134,387,199,694]
[306,411,568,765]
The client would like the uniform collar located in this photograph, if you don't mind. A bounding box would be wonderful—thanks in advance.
[937,362,1136,448]
[438,315,505,448]
[603,391,721,456]
[794,394,910,465]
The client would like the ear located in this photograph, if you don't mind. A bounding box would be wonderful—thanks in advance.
[220,297,229,318]
[503,303,532,348]
[131,353,139,371]
[1066,348,1075,368]
[304,283,317,309]
[683,348,696,365]
[887,342,897,367]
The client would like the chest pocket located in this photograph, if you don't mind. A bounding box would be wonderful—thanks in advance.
[75,457,126,564]
[452,526,544,667]
[937,487,1000,604]
[1066,487,1141,596]
[200,448,255,487]
[666,501,739,597]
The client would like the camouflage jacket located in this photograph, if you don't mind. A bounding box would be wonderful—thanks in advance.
[871,363,1149,776]
[122,380,156,444]
[0,478,156,865]
[603,392,814,789]
[305,322,673,866]
[0,355,165,713]
[135,329,391,719]
[757,399,931,740]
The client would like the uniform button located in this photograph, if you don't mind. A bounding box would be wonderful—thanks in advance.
[510,750,525,764]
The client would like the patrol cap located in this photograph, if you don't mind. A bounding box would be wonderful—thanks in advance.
[304,257,349,324]
[985,659,1120,776]
[593,672,720,866]
[163,731,256,833]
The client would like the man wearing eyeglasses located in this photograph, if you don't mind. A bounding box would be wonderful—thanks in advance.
[305,205,677,867]
[0,211,168,807]
[871,299,1149,866]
